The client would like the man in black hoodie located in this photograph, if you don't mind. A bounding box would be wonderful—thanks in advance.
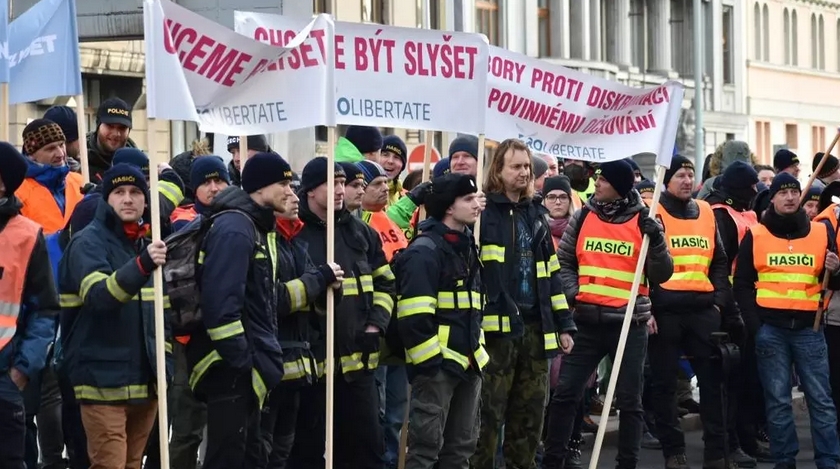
[704,161,769,461]
[189,152,292,469]
[648,155,749,469]
[543,159,673,469]
[733,173,840,469]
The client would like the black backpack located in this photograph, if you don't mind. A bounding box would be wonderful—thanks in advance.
[163,209,255,336]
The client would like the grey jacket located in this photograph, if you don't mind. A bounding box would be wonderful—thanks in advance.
[557,189,674,324]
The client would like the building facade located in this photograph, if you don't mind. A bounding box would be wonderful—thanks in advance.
[748,0,840,173]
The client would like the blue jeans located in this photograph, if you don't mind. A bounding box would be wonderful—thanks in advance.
[375,366,408,468]
[755,324,840,468]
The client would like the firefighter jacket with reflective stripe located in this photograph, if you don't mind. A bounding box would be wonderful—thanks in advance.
[297,198,396,381]
[187,187,284,408]
[753,222,826,311]
[58,199,173,405]
[274,217,334,387]
[651,195,734,312]
[362,209,408,262]
[18,172,84,235]
[733,207,832,333]
[478,193,575,358]
[394,220,489,380]
[0,205,60,383]
[712,203,758,279]
[557,190,674,325]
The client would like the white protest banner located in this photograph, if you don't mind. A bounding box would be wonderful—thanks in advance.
[486,46,684,166]
[143,0,335,134]
[235,11,488,134]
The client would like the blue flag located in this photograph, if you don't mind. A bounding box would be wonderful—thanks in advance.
[0,1,8,84]
[4,0,81,104]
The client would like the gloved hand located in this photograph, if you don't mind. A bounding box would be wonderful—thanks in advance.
[640,216,665,244]
[357,330,380,354]
[408,181,433,205]
[722,314,746,346]
[80,182,96,195]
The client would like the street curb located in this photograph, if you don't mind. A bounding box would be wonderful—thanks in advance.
[583,393,806,448]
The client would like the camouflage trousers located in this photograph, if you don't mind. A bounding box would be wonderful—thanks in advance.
[471,323,548,469]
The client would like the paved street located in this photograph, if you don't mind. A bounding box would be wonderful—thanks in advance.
[580,412,813,469]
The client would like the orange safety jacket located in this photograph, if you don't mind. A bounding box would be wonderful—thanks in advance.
[711,203,758,279]
[362,210,408,262]
[17,172,85,235]
[658,200,715,292]
[814,204,839,232]
[575,211,648,308]
[0,216,41,350]
[169,205,200,346]
[751,222,827,312]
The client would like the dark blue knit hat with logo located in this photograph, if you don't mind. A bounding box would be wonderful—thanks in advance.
[769,172,800,199]
[190,156,230,191]
[113,148,150,176]
[382,135,407,171]
[101,163,149,200]
[300,157,347,195]
[241,152,293,194]
[595,159,635,198]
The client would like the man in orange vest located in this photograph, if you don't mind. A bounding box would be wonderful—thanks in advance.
[16,119,85,235]
[0,142,61,467]
[647,155,749,469]
[733,173,840,469]
[358,161,408,262]
[543,159,673,469]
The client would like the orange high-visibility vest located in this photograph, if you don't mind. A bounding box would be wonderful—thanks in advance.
[751,222,827,312]
[170,205,198,225]
[363,210,408,262]
[0,215,41,350]
[712,203,759,277]
[658,200,715,292]
[18,172,84,235]
[575,211,648,308]
[814,204,838,232]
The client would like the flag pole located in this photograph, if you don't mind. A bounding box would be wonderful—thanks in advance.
[147,116,172,469]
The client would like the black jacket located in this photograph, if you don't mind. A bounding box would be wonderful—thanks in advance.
[85,131,139,183]
[558,189,674,324]
[188,186,284,407]
[479,192,576,357]
[274,217,335,387]
[58,198,172,405]
[296,197,395,381]
[651,192,734,313]
[734,206,835,334]
[394,219,487,380]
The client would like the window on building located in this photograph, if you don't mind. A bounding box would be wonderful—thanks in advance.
[670,0,690,76]
[722,5,734,83]
[753,3,761,60]
[813,126,827,155]
[762,4,770,60]
[362,0,387,24]
[784,8,791,64]
[630,0,646,69]
[811,14,818,68]
[786,123,799,150]
[538,0,550,57]
[313,0,329,14]
[476,0,499,45]
[792,10,799,65]
[756,121,772,163]
[819,15,826,69]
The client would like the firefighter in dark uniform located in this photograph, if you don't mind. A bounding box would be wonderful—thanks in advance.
[394,173,488,469]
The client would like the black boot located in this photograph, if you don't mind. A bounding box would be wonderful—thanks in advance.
[564,437,584,469]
